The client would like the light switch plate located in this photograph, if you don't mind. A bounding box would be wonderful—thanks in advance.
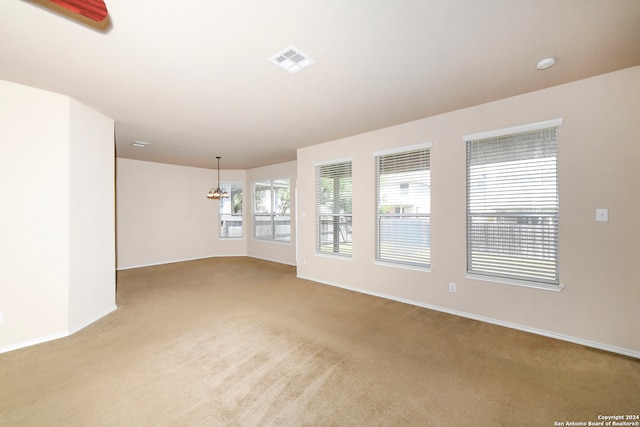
[596,208,609,222]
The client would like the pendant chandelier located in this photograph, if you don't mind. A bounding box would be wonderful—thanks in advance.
[207,156,229,199]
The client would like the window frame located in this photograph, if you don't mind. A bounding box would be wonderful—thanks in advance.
[219,181,243,239]
[464,118,563,291]
[374,143,432,270]
[315,158,353,257]
[252,177,291,242]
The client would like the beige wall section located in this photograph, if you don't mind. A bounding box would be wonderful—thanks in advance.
[116,159,247,269]
[0,80,70,349]
[246,161,297,266]
[68,99,116,331]
[296,66,640,356]
[0,80,116,352]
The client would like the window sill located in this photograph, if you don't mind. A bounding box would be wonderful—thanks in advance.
[315,252,353,261]
[253,238,292,245]
[465,273,564,292]
[375,260,431,273]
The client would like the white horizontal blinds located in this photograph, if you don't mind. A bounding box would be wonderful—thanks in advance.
[376,148,431,267]
[316,161,352,256]
[467,126,559,285]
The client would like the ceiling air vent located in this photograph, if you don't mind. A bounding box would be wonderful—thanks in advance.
[269,46,315,74]
[130,140,150,148]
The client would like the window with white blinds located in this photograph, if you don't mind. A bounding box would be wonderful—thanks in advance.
[465,120,561,287]
[253,178,291,242]
[375,145,431,268]
[316,160,352,256]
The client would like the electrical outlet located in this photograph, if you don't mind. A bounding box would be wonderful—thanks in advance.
[449,283,456,293]
[596,208,609,222]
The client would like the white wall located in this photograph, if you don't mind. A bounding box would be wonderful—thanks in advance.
[116,159,247,269]
[296,66,640,357]
[116,159,297,269]
[68,99,116,331]
[246,160,297,266]
[0,80,115,352]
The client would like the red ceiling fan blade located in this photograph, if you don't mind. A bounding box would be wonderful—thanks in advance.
[48,0,108,22]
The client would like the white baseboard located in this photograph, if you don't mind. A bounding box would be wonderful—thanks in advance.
[0,304,118,355]
[116,254,248,271]
[69,304,117,335]
[0,331,69,354]
[297,273,640,360]
[248,255,297,267]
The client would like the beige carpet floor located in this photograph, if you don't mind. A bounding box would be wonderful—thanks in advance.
[1,257,638,426]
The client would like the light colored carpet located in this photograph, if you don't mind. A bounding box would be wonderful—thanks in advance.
[1,257,638,426]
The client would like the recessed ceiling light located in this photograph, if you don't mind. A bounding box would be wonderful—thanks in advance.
[536,57,556,70]
[130,140,150,148]
[269,46,315,74]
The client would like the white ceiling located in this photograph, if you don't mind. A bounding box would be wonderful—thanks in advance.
[2,0,640,170]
